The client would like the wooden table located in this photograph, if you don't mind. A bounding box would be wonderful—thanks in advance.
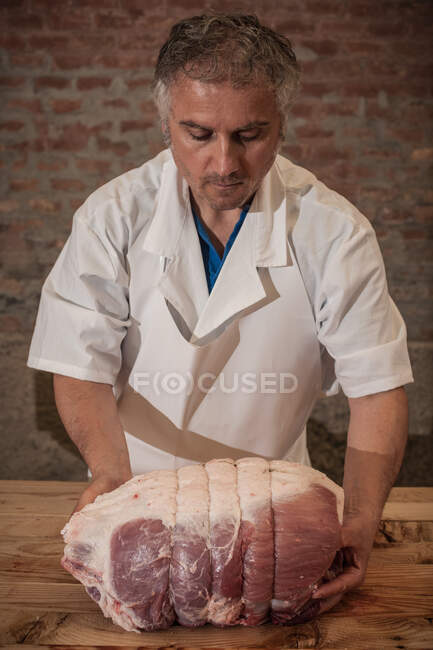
[0,481,432,649]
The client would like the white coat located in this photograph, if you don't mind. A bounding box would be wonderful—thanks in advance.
[27,150,413,473]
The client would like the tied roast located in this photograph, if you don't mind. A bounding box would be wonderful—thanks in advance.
[61,458,345,632]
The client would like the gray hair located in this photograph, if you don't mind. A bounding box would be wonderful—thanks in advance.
[153,13,300,133]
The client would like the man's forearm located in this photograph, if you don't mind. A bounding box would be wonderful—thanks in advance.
[344,387,409,524]
[53,374,132,481]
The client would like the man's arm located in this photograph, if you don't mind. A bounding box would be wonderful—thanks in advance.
[312,386,408,610]
[53,374,133,513]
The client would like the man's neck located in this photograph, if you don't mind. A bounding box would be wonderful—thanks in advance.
[190,192,245,257]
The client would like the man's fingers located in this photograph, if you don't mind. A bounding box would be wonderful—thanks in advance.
[312,566,363,600]
[70,485,99,516]
[318,592,344,615]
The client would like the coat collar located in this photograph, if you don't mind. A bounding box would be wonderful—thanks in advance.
[142,152,298,341]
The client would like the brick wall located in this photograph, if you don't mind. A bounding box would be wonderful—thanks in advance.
[1,0,432,479]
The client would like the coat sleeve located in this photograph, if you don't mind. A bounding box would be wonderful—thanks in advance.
[27,207,130,385]
[295,206,414,399]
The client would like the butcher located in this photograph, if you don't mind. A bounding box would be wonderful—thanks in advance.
[28,14,413,616]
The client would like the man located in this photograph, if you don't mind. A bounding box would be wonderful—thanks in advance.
[28,14,413,614]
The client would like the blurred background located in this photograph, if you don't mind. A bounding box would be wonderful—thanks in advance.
[0,0,432,485]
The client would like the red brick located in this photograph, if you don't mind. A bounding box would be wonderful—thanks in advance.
[35,77,71,90]
[28,33,68,50]
[97,136,131,156]
[341,40,383,55]
[77,77,112,90]
[98,51,152,69]
[70,198,84,211]
[317,20,367,39]
[51,99,82,114]
[13,155,28,171]
[28,198,60,214]
[32,0,116,7]
[9,53,46,67]
[0,278,24,297]
[0,0,26,6]
[299,39,339,57]
[317,98,360,117]
[303,0,344,14]
[121,120,153,133]
[411,148,433,162]
[95,12,133,29]
[75,158,112,174]
[54,53,97,70]
[121,0,165,11]
[5,97,42,113]
[10,139,45,153]
[45,11,95,30]
[0,200,20,213]
[290,103,315,118]
[0,316,22,333]
[299,81,331,97]
[126,78,151,90]
[104,98,130,108]
[6,13,44,29]
[51,178,86,192]
[68,33,117,50]
[0,121,25,132]
[10,178,39,191]
[414,206,433,223]
[407,63,433,80]
[341,81,380,98]
[366,21,414,39]
[37,158,68,172]
[272,17,313,36]
[295,125,333,139]
[402,229,428,240]
[0,33,26,50]
[49,129,89,152]
[48,122,112,152]
[0,77,25,88]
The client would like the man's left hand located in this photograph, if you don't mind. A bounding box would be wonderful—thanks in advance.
[312,513,379,614]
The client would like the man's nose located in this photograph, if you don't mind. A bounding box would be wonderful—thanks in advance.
[214,137,241,179]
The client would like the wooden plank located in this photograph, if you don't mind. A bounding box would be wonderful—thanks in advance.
[377,520,433,543]
[0,481,85,495]
[1,483,432,518]
[369,542,433,565]
[382,501,433,521]
[0,485,79,517]
[1,611,432,649]
[0,514,66,538]
[1,568,432,615]
[386,487,433,503]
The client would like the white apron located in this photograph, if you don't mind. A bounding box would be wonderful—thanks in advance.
[115,157,322,473]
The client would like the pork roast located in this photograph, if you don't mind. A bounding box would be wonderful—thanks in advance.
[61,458,345,632]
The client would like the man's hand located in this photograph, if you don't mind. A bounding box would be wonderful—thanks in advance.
[312,513,379,613]
[72,471,133,515]
[313,387,408,615]
[53,374,133,517]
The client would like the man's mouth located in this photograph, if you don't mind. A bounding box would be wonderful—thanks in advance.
[212,181,243,188]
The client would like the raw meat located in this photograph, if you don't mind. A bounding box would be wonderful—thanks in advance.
[61,458,344,632]
[170,464,210,626]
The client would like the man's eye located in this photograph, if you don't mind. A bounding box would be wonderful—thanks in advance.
[189,132,211,141]
[238,131,259,142]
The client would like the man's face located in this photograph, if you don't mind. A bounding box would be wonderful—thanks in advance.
[165,76,283,215]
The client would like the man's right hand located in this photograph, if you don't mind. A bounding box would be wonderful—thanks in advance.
[72,472,133,515]
[53,374,133,517]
